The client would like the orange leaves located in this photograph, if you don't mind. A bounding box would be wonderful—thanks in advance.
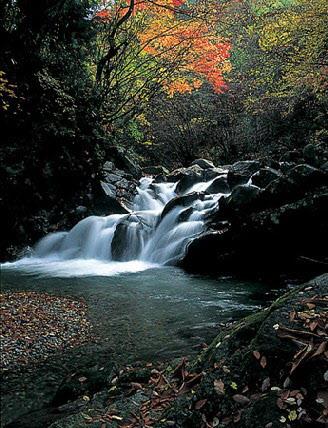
[96,0,231,95]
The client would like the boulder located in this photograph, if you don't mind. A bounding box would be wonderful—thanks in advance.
[224,184,261,212]
[161,192,206,219]
[191,158,215,169]
[251,167,282,188]
[203,167,227,181]
[92,182,130,215]
[303,142,328,168]
[227,161,261,187]
[142,165,169,176]
[174,165,204,194]
[263,164,327,206]
[206,176,230,194]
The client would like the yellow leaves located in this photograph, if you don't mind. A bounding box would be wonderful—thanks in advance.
[0,70,16,111]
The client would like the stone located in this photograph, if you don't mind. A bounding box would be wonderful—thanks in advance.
[227,161,261,187]
[225,184,261,211]
[191,158,215,169]
[303,142,328,168]
[251,168,282,189]
[174,165,204,194]
[161,192,206,219]
[206,176,230,194]
[203,167,228,181]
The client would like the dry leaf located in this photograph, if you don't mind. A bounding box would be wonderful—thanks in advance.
[214,379,225,395]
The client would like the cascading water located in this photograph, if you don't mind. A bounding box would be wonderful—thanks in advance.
[4,175,228,276]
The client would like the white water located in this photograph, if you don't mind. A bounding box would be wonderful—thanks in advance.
[3,176,227,276]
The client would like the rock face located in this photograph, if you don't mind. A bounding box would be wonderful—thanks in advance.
[174,165,204,194]
[227,160,261,187]
[92,161,138,214]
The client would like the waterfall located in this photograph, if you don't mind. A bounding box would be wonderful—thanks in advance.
[5,175,227,276]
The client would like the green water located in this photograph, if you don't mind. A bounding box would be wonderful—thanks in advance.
[1,266,277,361]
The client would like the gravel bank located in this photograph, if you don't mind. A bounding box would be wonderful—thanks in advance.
[0,291,92,371]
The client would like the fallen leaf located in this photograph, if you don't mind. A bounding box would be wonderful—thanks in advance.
[214,379,225,395]
[260,356,267,368]
[253,350,261,360]
[232,394,250,406]
[194,398,207,410]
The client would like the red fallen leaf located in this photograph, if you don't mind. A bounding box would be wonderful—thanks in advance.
[194,398,207,410]
[276,398,286,409]
[232,394,250,406]
[253,350,261,360]
[280,390,290,400]
[260,356,267,368]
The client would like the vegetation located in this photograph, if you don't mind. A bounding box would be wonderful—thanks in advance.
[0,0,327,257]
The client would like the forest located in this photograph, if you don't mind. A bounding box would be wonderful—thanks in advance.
[0,1,327,428]
[1,0,327,258]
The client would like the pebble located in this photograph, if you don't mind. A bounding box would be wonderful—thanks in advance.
[0,292,92,371]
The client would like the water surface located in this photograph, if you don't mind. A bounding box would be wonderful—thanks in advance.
[1,265,276,361]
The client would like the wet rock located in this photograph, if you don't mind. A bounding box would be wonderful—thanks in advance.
[227,161,261,187]
[161,192,206,219]
[191,159,215,169]
[206,176,230,194]
[223,184,261,213]
[175,165,204,194]
[251,168,282,189]
[203,167,227,181]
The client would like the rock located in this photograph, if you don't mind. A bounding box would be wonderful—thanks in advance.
[167,167,188,182]
[263,164,327,205]
[153,174,167,183]
[191,159,215,169]
[142,165,169,176]
[175,165,204,194]
[75,206,88,215]
[251,168,282,189]
[224,184,261,213]
[279,149,303,163]
[206,176,230,194]
[203,167,228,181]
[104,173,122,183]
[227,161,261,187]
[182,190,328,275]
[278,161,296,174]
[111,215,148,261]
[303,142,328,168]
[161,192,206,219]
[92,182,130,215]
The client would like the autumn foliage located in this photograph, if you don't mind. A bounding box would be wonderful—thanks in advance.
[95,0,231,96]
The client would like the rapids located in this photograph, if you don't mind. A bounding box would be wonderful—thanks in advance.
[4,176,228,276]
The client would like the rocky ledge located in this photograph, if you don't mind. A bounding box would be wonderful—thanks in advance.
[20,274,327,428]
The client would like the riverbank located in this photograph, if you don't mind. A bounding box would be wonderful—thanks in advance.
[44,273,328,428]
[1,273,326,427]
[0,292,92,371]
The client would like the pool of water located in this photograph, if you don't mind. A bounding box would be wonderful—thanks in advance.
[1,264,277,361]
